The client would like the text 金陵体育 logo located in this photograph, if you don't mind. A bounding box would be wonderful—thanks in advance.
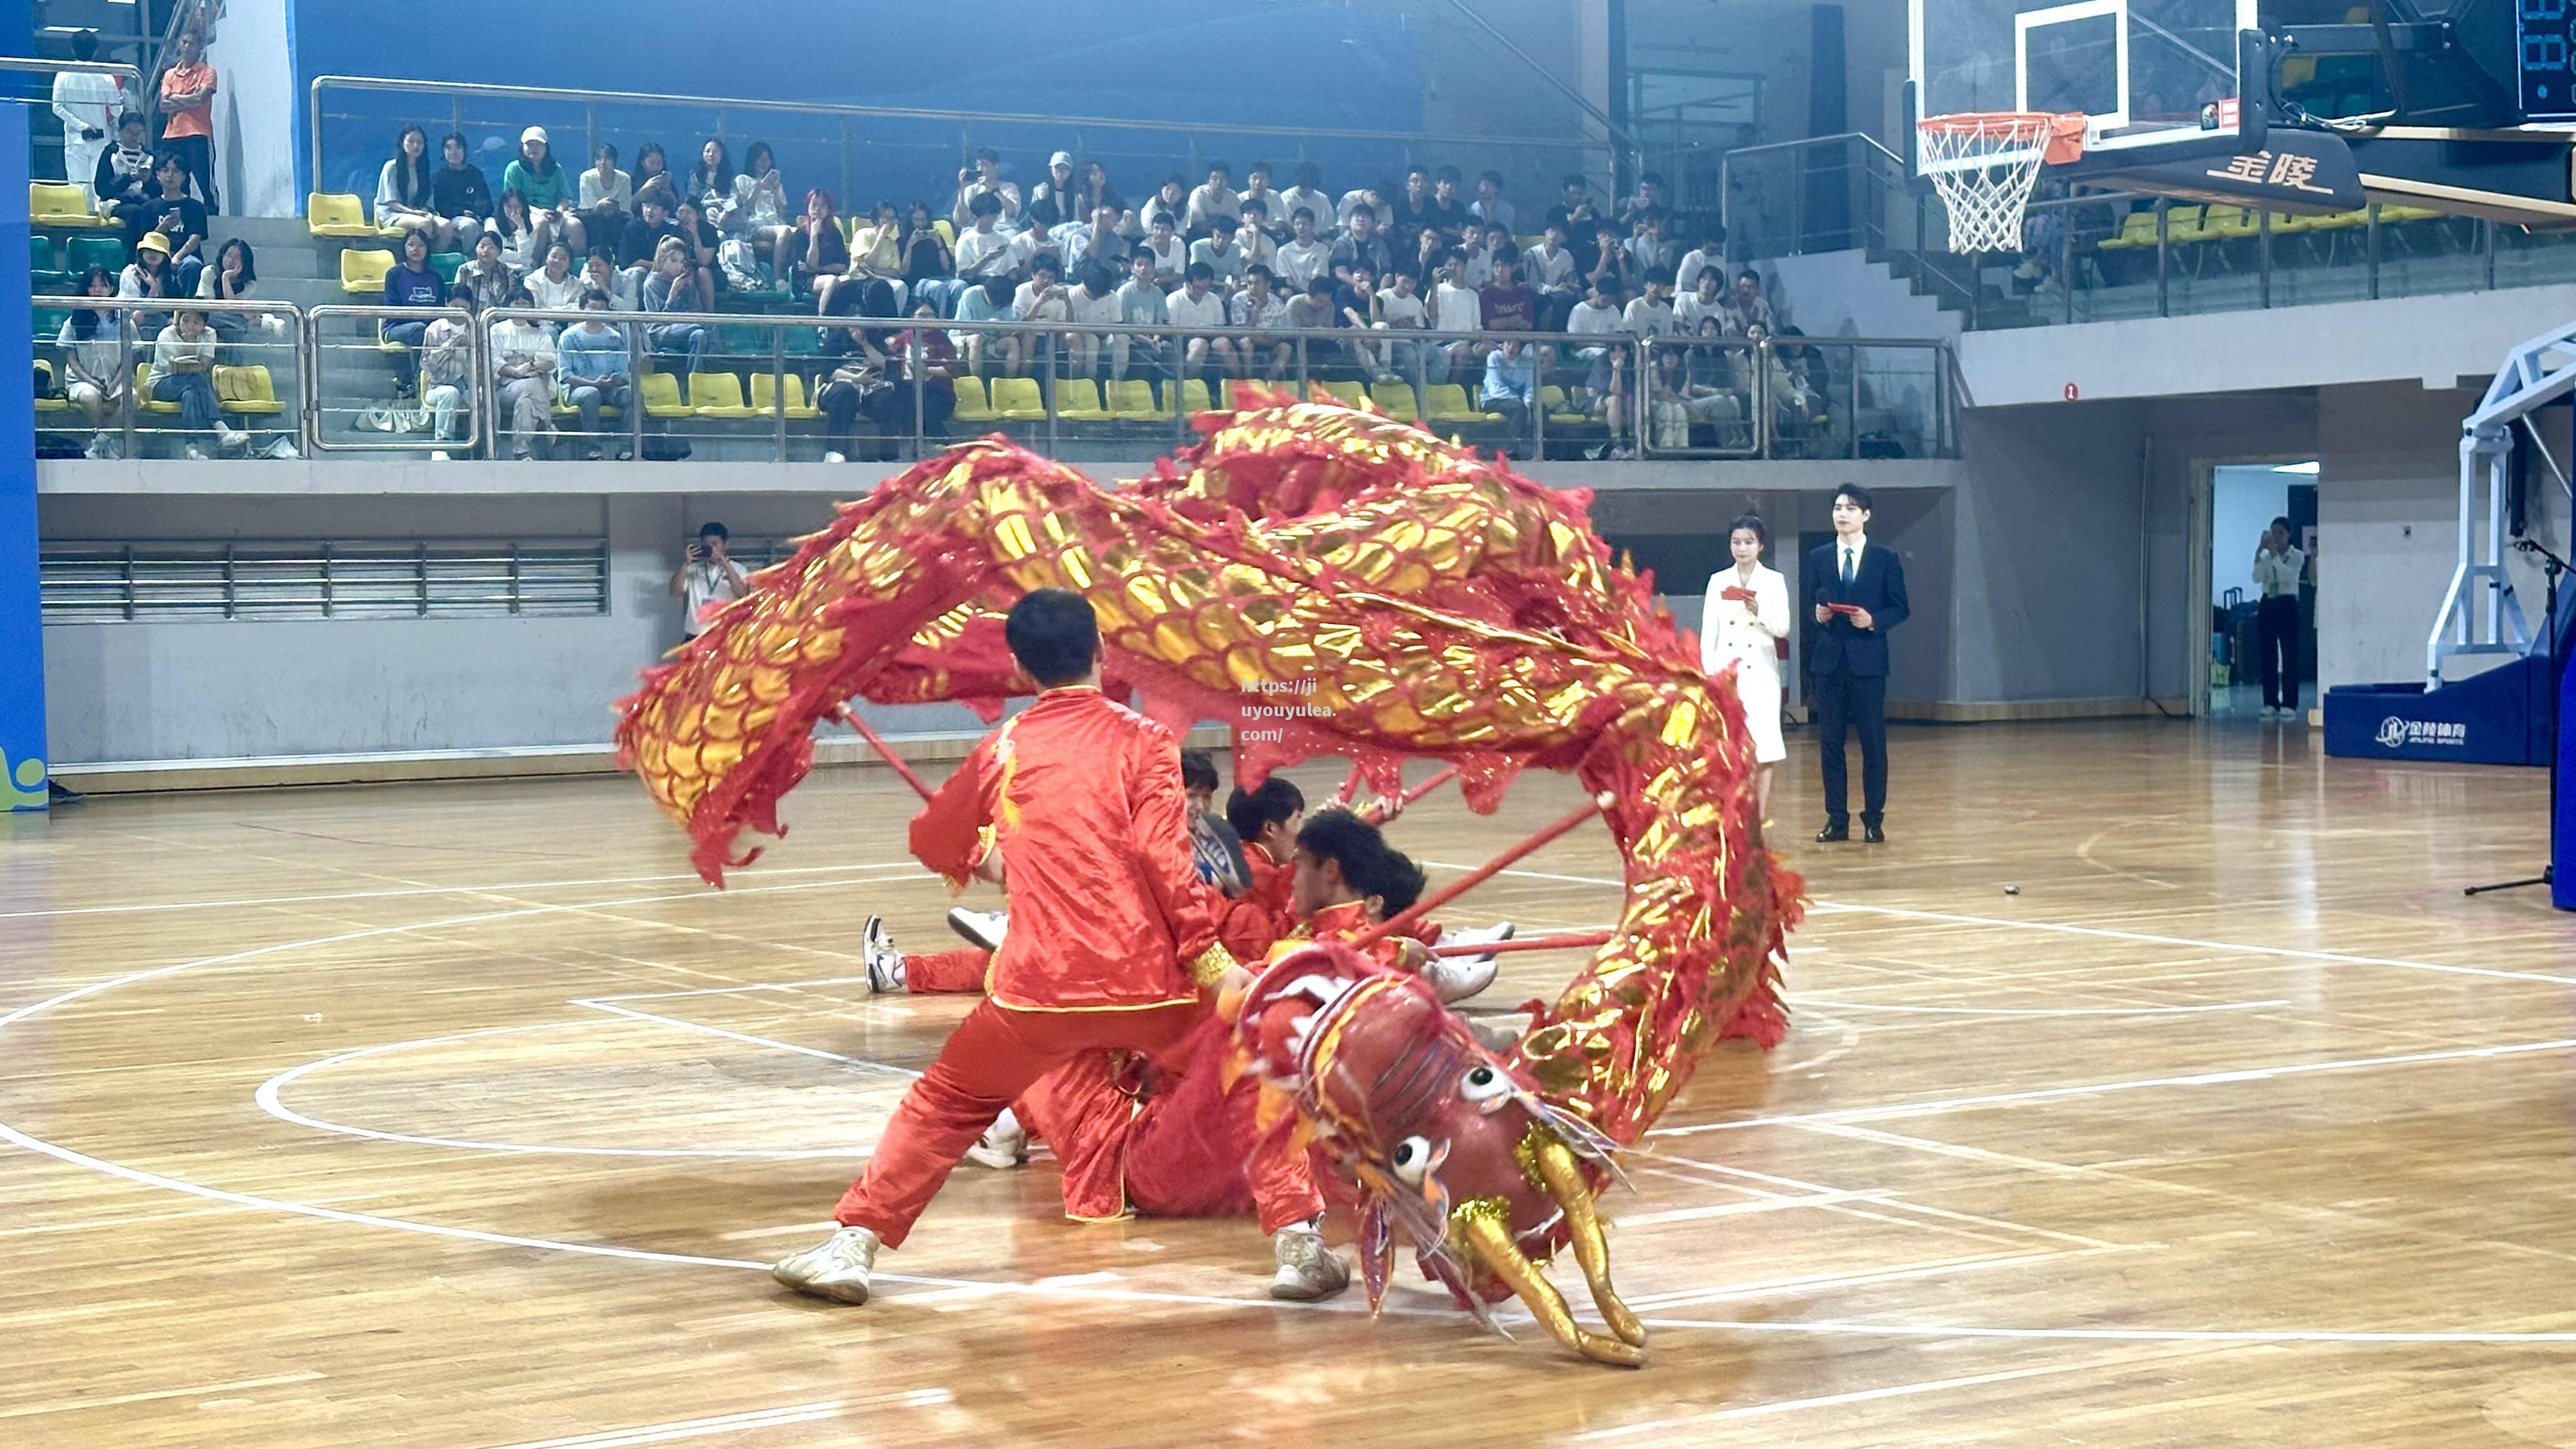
[2376,716,2465,749]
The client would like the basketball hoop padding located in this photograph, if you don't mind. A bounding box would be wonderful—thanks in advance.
[1917,112,2085,254]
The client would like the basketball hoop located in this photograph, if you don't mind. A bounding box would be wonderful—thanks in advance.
[1917,112,2087,254]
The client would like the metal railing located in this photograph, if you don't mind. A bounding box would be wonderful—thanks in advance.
[33,295,1962,464]
[308,75,1611,226]
[33,296,305,459]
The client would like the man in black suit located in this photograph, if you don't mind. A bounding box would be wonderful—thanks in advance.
[1805,484,1909,842]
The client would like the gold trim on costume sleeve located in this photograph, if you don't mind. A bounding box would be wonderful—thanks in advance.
[1188,942,1241,986]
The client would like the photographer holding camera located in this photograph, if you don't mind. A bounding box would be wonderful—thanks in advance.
[668,522,748,638]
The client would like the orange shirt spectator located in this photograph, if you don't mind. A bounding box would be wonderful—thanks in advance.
[157,31,218,211]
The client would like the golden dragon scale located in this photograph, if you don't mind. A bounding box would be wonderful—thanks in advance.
[615,397,1797,1146]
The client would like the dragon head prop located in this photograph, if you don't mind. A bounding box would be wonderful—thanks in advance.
[1234,940,1646,1367]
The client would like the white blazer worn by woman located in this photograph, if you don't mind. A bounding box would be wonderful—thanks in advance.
[1700,560,1790,763]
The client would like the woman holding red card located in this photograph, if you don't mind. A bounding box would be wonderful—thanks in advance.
[1701,512,1791,820]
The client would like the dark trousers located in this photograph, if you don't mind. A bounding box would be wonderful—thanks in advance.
[1812,666,1887,825]
[162,133,216,212]
[2257,594,2302,709]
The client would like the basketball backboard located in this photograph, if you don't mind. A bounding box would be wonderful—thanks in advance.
[1910,0,2258,172]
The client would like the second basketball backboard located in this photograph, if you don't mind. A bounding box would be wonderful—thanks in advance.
[1910,0,2258,169]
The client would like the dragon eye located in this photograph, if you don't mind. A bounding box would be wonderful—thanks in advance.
[1390,1135,1434,1185]
[1460,1062,1511,1104]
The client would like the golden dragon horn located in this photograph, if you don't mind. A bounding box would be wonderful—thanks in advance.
[1451,1202,1644,1368]
[1528,1135,1646,1349]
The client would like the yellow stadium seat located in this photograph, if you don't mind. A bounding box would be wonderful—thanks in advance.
[689,372,757,418]
[309,192,395,238]
[986,376,1047,421]
[639,371,692,418]
[339,248,396,295]
[2094,210,2161,252]
[34,360,67,413]
[949,375,995,422]
[1369,380,1423,418]
[2159,205,2210,243]
[30,182,111,228]
[1321,380,1368,408]
[211,365,285,415]
[1107,379,1169,419]
[1180,379,1215,415]
[1054,378,1111,420]
[933,218,956,247]
[2198,205,2258,240]
[2377,204,2442,224]
[2304,208,2367,232]
[549,398,622,418]
[749,373,822,418]
[1424,383,1500,424]
[134,362,178,413]
[1539,385,1589,425]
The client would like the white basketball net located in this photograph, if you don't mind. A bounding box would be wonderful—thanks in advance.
[1918,114,2065,253]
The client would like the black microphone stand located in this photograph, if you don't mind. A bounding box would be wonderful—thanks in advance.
[2464,537,2567,896]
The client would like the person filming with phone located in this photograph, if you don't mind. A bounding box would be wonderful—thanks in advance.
[668,521,749,638]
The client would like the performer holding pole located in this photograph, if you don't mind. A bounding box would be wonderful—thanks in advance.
[772,590,1243,1306]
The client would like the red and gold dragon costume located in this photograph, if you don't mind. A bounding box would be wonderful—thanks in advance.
[617,397,1800,1366]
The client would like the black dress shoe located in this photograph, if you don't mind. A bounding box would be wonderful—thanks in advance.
[1862,822,1885,843]
[1815,822,1850,843]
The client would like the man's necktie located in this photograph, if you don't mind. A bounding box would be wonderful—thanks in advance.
[1841,548,1855,586]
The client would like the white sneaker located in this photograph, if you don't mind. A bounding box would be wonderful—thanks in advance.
[823,450,847,463]
[183,444,208,460]
[1270,1223,1351,1301]
[962,1107,1027,1170]
[1425,922,1515,1003]
[947,907,1007,952]
[261,437,300,460]
[772,1225,882,1304]
[429,449,451,462]
[215,421,247,453]
[861,914,907,993]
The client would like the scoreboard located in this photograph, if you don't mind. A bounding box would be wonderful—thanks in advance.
[2525,0,2576,118]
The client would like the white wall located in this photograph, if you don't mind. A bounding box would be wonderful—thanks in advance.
[205,0,296,218]
[1762,249,1959,342]
[2210,464,2292,606]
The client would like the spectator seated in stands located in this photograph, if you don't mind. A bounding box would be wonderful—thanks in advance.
[1723,268,1777,335]
[1370,264,1436,385]
[1676,220,1727,296]
[1616,171,1669,231]
[1239,162,1281,240]
[502,127,587,258]
[527,241,585,314]
[1459,223,1506,290]
[1140,213,1187,290]
[1430,248,1487,381]
[1623,274,1680,341]
[1567,275,1632,450]
[1334,263,1382,379]
[1390,165,1435,254]
[1139,173,1188,236]
[1227,263,1291,380]
[1671,314,1746,433]
[1480,254,1544,372]
[1075,158,1128,240]
[1404,226,1446,295]
[843,200,907,317]
[381,229,446,397]
[584,245,639,312]
[59,267,127,456]
[1185,162,1241,238]
[723,142,792,266]
[776,188,849,303]
[1236,199,1278,272]
[815,317,890,464]
[127,155,208,295]
[1276,163,1331,245]
[457,229,518,314]
[1625,212,1676,287]
[951,147,1020,234]
[118,229,181,329]
[148,304,237,457]
[622,183,684,275]
[1584,218,1634,301]
[953,190,1015,293]
[684,139,737,220]
[93,112,156,229]
[1338,179,1394,236]
[1275,208,1331,293]
[1526,218,1582,332]
[1066,261,1123,381]
[642,235,712,372]
[195,237,261,342]
[1058,204,1131,288]
[432,130,493,252]
[900,202,960,317]
[1112,250,1170,397]
[1330,207,1393,286]
[633,143,671,203]
[489,283,556,460]
[378,125,445,249]
[1164,261,1228,385]
[554,288,633,460]
[1675,265,1726,335]
[489,188,551,275]
[1188,214,1248,290]
[951,274,1017,377]
[1282,272,1338,346]
[420,282,477,456]
[1471,169,1514,233]
[1011,254,1073,383]
[1027,151,1080,235]
[578,142,633,248]
[670,196,719,302]
[1480,338,1538,456]
[1424,165,1471,246]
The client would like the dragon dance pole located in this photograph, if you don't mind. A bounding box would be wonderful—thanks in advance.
[1398,764,1460,806]
[1425,930,1611,958]
[830,704,937,803]
[1349,795,1603,953]
[1330,761,1366,806]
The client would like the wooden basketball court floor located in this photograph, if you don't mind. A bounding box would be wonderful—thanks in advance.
[4,719,2575,1446]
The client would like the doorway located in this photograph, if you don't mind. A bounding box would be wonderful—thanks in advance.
[2205,463,2317,719]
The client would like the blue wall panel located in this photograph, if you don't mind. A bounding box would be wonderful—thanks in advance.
[1,100,47,810]
[295,2,1427,212]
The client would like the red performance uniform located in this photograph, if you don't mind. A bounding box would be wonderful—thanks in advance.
[904,948,990,994]
[1216,843,1296,962]
[831,686,1234,1247]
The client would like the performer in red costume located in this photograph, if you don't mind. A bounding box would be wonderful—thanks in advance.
[773,590,1246,1305]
